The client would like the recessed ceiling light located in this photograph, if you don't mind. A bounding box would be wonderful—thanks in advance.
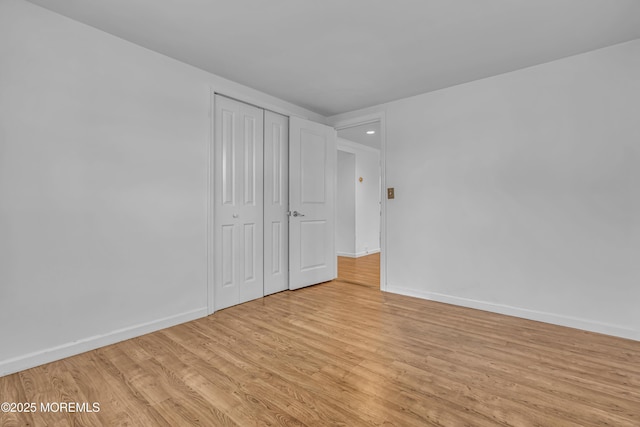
[366,130,375,135]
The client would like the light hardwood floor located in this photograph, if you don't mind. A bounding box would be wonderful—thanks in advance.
[337,253,380,288]
[1,280,639,426]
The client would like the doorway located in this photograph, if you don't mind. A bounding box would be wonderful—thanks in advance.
[335,120,382,288]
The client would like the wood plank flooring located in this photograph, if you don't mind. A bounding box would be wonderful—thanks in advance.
[337,253,380,288]
[2,280,639,426]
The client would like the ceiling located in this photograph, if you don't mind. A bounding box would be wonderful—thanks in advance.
[26,0,640,116]
[338,122,381,150]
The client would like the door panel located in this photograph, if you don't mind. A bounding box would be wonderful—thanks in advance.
[264,111,289,295]
[221,225,234,287]
[221,110,234,206]
[244,223,255,280]
[289,117,337,290]
[300,220,327,270]
[214,95,264,310]
[271,222,282,273]
[300,130,326,203]
[243,116,257,205]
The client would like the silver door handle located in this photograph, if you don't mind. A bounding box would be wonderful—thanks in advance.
[292,211,305,217]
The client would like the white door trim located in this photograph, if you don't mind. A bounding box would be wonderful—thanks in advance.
[330,112,387,292]
[208,89,216,314]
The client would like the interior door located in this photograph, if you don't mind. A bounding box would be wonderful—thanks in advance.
[289,117,337,290]
[214,95,264,310]
[264,111,289,295]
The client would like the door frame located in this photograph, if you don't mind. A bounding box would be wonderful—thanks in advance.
[207,87,322,314]
[207,90,215,314]
[329,112,387,292]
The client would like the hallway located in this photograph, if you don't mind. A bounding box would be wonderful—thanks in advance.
[337,253,380,288]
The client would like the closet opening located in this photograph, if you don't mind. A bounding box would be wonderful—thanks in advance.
[210,93,337,313]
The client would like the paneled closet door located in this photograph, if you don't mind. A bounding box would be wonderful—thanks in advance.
[264,111,289,295]
[214,95,264,310]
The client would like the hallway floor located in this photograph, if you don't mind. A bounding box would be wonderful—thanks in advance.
[337,253,380,288]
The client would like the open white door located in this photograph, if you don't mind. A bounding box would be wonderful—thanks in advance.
[289,117,337,290]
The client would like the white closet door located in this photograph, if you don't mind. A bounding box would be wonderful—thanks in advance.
[264,111,289,295]
[289,117,337,290]
[214,95,264,310]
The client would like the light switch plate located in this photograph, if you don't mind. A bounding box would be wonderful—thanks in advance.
[387,187,395,199]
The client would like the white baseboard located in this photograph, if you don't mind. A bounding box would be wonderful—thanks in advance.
[385,285,639,342]
[337,248,380,258]
[0,307,208,377]
[336,251,356,257]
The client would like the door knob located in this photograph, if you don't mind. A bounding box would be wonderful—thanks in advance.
[232,214,239,218]
[292,211,305,217]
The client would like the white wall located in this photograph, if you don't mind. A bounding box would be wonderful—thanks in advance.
[2,2,637,379]
[330,40,640,341]
[337,138,381,257]
[0,0,323,376]
[337,151,356,255]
